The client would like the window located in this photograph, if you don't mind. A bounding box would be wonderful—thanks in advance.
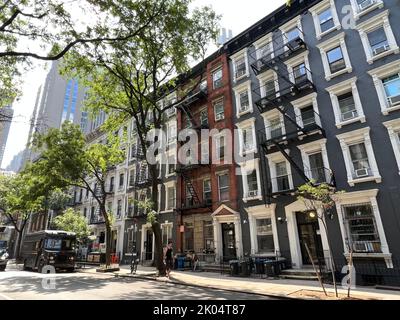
[317,33,352,80]
[349,0,384,20]
[293,63,307,84]
[200,109,208,126]
[279,17,302,47]
[167,124,177,144]
[119,173,124,189]
[319,8,334,33]
[338,92,358,122]
[356,10,398,64]
[242,127,254,153]
[162,224,172,246]
[349,143,371,179]
[336,127,381,185]
[383,119,400,174]
[286,27,300,42]
[127,197,134,216]
[234,80,253,117]
[117,200,122,218]
[218,174,229,202]
[213,68,223,89]
[275,162,290,192]
[129,170,135,187]
[83,208,87,218]
[247,171,258,198]
[203,221,214,251]
[269,117,283,139]
[214,99,224,121]
[327,47,345,74]
[107,202,113,214]
[79,189,83,202]
[343,204,381,253]
[167,186,175,210]
[256,218,274,253]
[300,105,315,126]
[235,57,247,80]
[239,90,250,113]
[203,179,212,204]
[264,79,276,99]
[326,77,366,127]
[184,222,194,251]
[382,74,400,107]
[185,183,194,207]
[308,152,326,183]
[217,136,225,160]
[167,155,176,175]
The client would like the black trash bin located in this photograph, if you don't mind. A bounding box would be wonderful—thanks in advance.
[240,260,251,276]
[229,260,239,276]
[254,259,266,275]
[264,260,280,277]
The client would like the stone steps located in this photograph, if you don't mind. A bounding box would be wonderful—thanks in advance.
[279,269,330,281]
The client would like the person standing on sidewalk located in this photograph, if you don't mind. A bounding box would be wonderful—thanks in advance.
[164,240,174,279]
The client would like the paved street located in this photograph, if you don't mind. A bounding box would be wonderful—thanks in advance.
[0,270,276,300]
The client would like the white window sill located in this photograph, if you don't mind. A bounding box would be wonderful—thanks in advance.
[354,2,384,21]
[243,195,263,203]
[336,115,366,128]
[160,209,174,214]
[233,73,250,84]
[317,24,342,41]
[344,252,392,268]
[348,175,382,186]
[165,173,176,178]
[237,108,252,118]
[382,104,400,115]
[325,67,353,81]
[367,47,399,64]
[240,148,257,156]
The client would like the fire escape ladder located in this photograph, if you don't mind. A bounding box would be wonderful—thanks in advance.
[273,141,310,185]
[181,171,201,205]
[259,144,273,205]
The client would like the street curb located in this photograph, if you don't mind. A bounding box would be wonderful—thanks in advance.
[113,272,303,300]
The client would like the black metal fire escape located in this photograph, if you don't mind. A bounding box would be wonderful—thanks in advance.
[251,28,336,204]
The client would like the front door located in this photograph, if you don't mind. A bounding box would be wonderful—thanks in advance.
[296,212,324,265]
[145,229,153,260]
[221,223,236,261]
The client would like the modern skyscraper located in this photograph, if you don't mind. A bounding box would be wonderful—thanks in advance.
[0,105,14,168]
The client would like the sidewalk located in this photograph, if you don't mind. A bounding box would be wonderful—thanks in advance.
[112,266,400,300]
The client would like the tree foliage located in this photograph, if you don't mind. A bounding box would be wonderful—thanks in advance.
[53,208,90,243]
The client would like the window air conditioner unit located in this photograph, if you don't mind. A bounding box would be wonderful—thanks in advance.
[342,110,358,121]
[239,105,249,113]
[359,0,374,11]
[355,168,369,178]
[248,190,258,197]
[389,95,400,106]
[166,108,176,117]
[215,113,224,121]
[373,44,389,56]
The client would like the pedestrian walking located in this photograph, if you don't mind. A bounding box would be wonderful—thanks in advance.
[164,240,174,279]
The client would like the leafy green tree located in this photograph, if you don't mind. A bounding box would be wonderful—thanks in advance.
[62,0,219,275]
[297,182,345,298]
[53,208,90,244]
[0,171,45,258]
[31,121,125,267]
[0,0,167,107]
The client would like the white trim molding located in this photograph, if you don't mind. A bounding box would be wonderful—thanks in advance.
[261,109,286,147]
[316,32,353,81]
[367,60,400,115]
[310,0,341,40]
[253,33,274,61]
[355,10,399,64]
[349,0,384,21]
[266,150,294,193]
[163,180,176,213]
[246,204,280,256]
[336,127,381,186]
[233,79,253,118]
[383,119,400,175]
[279,16,303,49]
[333,189,392,268]
[291,92,322,133]
[285,51,313,84]
[238,158,263,202]
[325,77,366,128]
[235,117,257,156]
[230,47,250,83]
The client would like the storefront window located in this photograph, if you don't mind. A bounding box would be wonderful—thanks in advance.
[256,218,274,253]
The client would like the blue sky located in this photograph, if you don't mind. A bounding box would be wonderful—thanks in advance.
[1,0,285,169]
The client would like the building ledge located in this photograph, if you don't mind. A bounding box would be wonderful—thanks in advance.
[344,252,393,268]
[367,47,399,65]
[348,175,381,186]
[336,115,366,129]
[326,67,353,81]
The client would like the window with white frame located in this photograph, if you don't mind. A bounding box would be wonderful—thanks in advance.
[317,33,352,81]
[127,197,134,216]
[234,55,248,81]
[109,176,115,192]
[279,16,302,48]
[310,0,341,40]
[383,119,400,174]
[237,118,256,155]
[212,67,223,89]
[199,108,208,126]
[253,33,274,62]
[326,77,366,128]
[356,10,399,64]
[292,93,321,131]
[161,223,173,246]
[200,141,209,164]
[262,110,285,142]
[167,123,177,144]
[203,220,214,251]
[285,52,312,86]
[267,152,293,193]
[214,99,225,121]
[129,169,135,187]
[216,135,225,160]
[116,199,122,218]
[349,0,384,21]
[257,70,279,102]
[256,218,275,253]
[240,159,262,201]
[185,183,194,207]
[166,185,176,210]
[234,80,253,117]
[218,173,229,202]
[203,178,212,204]
[119,173,124,190]
[167,154,176,176]
[368,61,400,114]
[336,127,381,186]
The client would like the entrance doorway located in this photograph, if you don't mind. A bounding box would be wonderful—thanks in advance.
[144,229,153,260]
[221,223,236,261]
[296,212,324,265]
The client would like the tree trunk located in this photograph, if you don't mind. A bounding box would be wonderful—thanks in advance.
[321,216,338,298]
[149,163,165,276]
[15,219,27,261]
[102,207,112,268]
